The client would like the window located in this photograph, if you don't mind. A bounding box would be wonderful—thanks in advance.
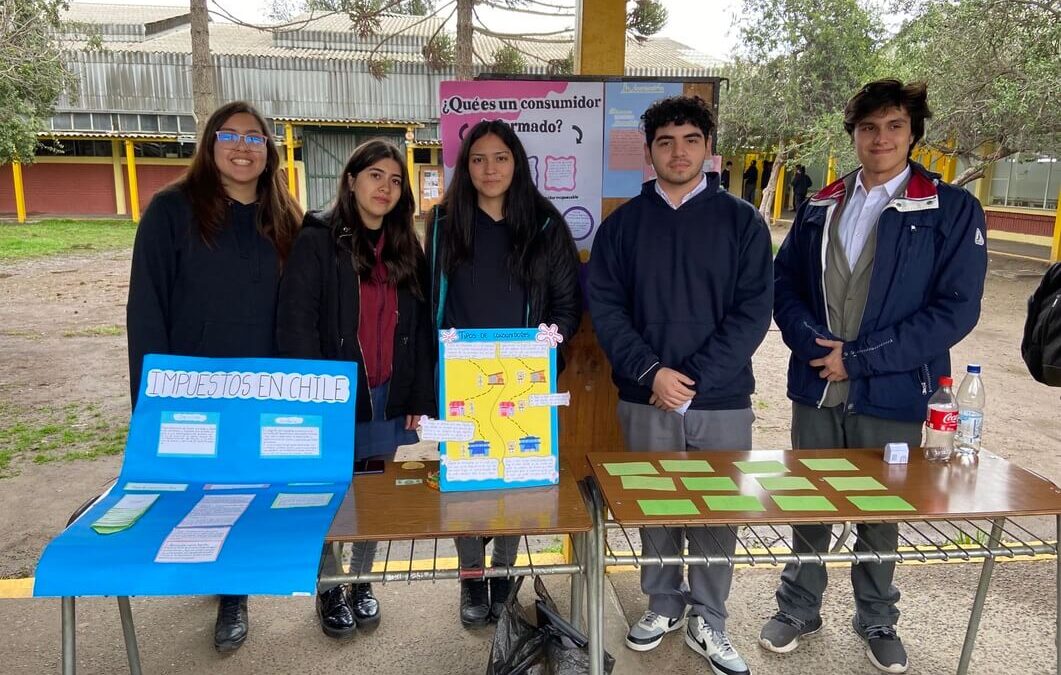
[118,114,140,132]
[72,113,93,131]
[412,147,432,164]
[139,115,159,133]
[989,154,1059,210]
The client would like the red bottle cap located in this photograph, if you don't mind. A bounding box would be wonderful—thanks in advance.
[938,376,953,387]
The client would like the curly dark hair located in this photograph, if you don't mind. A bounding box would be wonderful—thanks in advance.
[844,80,933,155]
[641,95,715,146]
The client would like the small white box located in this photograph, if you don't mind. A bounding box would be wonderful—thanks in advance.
[883,443,909,464]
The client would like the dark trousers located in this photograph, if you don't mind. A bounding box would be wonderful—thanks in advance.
[774,403,922,626]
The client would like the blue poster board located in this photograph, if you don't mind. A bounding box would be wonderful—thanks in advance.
[34,354,357,597]
[434,327,561,492]
[603,81,685,198]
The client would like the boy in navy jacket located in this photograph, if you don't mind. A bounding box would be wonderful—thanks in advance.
[761,80,987,674]
[588,95,772,675]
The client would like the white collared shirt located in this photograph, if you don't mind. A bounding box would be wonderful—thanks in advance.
[654,174,708,210]
[838,165,911,267]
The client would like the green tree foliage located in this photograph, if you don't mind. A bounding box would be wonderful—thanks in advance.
[720,0,880,219]
[0,0,76,163]
[491,43,526,73]
[888,0,1061,184]
[627,0,667,39]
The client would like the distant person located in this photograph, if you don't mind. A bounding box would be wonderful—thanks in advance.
[588,95,772,675]
[720,160,733,190]
[425,119,581,628]
[277,139,436,640]
[126,101,303,653]
[791,164,812,209]
[742,160,758,202]
[764,79,987,674]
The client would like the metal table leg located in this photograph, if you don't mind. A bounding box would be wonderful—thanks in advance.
[62,597,75,675]
[570,532,586,631]
[957,517,1006,674]
[586,483,605,675]
[117,597,142,675]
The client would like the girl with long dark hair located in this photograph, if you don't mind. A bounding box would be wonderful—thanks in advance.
[277,139,435,639]
[126,100,303,652]
[425,119,582,627]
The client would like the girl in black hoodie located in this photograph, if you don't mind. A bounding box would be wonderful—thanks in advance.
[277,139,435,639]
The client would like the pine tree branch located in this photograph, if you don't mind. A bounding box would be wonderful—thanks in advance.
[366,0,457,62]
[478,0,575,17]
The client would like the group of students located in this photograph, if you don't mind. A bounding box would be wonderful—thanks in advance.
[126,77,987,675]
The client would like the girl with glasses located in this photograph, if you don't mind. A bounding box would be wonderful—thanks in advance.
[277,139,436,639]
[126,101,302,652]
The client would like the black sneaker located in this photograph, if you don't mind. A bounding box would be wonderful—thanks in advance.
[213,595,248,653]
[316,585,356,639]
[459,580,490,627]
[351,583,381,630]
[852,616,908,673]
[488,576,513,622]
[758,611,823,653]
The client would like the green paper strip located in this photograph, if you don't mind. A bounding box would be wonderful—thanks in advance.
[799,458,859,471]
[824,476,887,491]
[659,459,715,473]
[638,499,700,516]
[703,495,765,512]
[771,495,838,512]
[621,475,677,491]
[680,476,739,491]
[847,495,917,512]
[757,476,817,491]
[734,460,789,474]
[604,462,658,476]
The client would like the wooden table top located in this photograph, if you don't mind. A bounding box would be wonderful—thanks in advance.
[326,460,592,542]
[587,449,1061,526]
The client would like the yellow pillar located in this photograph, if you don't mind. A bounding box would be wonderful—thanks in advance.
[942,154,957,183]
[772,163,786,220]
[285,123,297,196]
[575,0,625,75]
[124,140,140,223]
[11,161,27,223]
[1051,185,1061,262]
[826,155,837,185]
[111,140,127,215]
[405,127,416,175]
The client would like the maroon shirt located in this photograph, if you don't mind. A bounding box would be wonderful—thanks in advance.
[358,232,398,389]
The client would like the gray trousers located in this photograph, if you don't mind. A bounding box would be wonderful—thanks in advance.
[618,400,754,632]
[775,402,922,626]
[456,535,520,570]
[319,541,377,592]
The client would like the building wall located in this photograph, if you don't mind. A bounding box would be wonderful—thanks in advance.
[0,161,116,216]
[122,162,186,214]
[985,208,1053,237]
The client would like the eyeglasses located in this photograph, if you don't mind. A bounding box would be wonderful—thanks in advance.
[215,131,268,150]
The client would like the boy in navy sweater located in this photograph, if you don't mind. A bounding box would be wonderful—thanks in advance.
[588,95,773,675]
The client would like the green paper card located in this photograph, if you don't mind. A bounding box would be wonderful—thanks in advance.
[757,476,817,491]
[703,495,765,512]
[734,460,789,474]
[824,476,887,491]
[847,495,917,512]
[638,499,700,516]
[681,476,739,491]
[659,459,715,473]
[771,495,837,512]
[621,475,676,491]
[799,458,859,471]
[603,462,658,476]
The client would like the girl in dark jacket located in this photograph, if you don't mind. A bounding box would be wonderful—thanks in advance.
[126,100,303,653]
[424,119,581,627]
[277,139,435,639]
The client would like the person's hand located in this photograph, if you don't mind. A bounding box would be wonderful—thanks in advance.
[810,338,848,382]
[651,367,696,410]
[405,414,419,431]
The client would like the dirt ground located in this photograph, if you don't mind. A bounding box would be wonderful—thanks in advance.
[0,240,1058,579]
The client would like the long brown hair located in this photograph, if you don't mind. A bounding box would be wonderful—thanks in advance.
[177,101,302,262]
[329,139,424,299]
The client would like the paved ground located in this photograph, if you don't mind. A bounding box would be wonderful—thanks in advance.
[1,557,1055,674]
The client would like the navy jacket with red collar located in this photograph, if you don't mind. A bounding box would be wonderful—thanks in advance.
[773,161,988,423]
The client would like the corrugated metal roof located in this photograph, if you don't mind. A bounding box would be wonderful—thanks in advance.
[285,11,447,40]
[63,3,188,26]
[273,115,424,126]
[38,130,182,140]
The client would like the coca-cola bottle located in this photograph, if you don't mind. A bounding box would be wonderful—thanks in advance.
[923,376,958,462]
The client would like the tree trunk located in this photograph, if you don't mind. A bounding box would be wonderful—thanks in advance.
[190,0,216,141]
[758,142,787,224]
[952,147,1014,187]
[455,0,474,80]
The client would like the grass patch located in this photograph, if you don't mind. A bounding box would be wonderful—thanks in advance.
[0,219,136,261]
[62,325,125,338]
[0,402,127,477]
[540,537,565,554]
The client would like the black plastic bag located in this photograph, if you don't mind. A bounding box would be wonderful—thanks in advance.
[533,577,615,675]
[486,576,546,675]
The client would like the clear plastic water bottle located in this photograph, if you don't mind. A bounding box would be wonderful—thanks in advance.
[923,376,958,462]
[955,364,985,457]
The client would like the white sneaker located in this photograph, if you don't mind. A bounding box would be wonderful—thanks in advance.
[685,615,750,675]
[625,608,687,652]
